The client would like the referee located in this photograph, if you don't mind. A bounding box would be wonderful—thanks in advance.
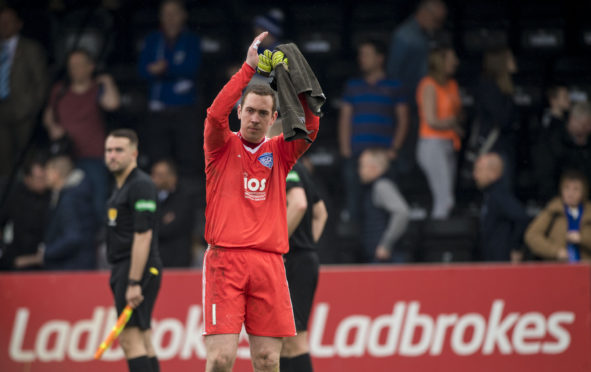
[104,129,162,372]
[280,160,328,372]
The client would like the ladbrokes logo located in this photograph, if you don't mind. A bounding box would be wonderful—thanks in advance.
[309,299,574,358]
[8,299,575,363]
[243,174,267,201]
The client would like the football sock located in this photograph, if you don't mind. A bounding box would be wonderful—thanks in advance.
[127,355,152,372]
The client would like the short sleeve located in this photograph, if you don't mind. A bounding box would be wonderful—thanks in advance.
[310,184,321,204]
[286,169,304,191]
[129,180,158,233]
[390,80,408,104]
[49,82,64,107]
[342,79,355,104]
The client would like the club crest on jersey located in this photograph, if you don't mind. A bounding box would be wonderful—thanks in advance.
[257,152,274,169]
[108,208,117,226]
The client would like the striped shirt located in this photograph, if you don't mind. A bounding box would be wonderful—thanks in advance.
[342,78,407,155]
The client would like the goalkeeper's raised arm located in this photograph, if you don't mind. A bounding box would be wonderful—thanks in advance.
[203,31,269,154]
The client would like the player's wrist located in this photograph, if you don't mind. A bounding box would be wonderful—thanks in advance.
[128,278,141,287]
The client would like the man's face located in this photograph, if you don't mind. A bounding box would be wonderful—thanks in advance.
[358,44,383,74]
[151,162,176,191]
[0,9,22,40]
[105,136,137,174]
[561,180,584,207]
[238,93,277,143]
[553,88,571,111]
[424,3,447,31]
[67,52,94,83]
[160,2,186,38]
[25,164,47,194]
[568,114,591,138]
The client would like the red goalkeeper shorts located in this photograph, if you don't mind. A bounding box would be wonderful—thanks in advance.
[202,246,296,337]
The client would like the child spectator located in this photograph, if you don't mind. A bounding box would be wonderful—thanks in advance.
[525,170,591,262]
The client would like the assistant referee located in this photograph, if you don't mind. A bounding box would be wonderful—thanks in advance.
[280,160,328,372]
[105,129,162,372]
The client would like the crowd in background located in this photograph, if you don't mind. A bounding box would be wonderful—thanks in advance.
[1,0,591,271]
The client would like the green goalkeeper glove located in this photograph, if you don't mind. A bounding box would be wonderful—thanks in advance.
[271,51,288,69]
[257,49,273,76]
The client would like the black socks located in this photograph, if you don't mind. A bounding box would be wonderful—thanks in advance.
[127,356,152,372]
[280,353,313,372]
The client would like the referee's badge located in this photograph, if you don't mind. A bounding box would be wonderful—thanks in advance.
[108,208,117,226]
[258,152,273,169]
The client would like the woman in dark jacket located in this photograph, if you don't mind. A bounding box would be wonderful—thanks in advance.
[475,47,518,187]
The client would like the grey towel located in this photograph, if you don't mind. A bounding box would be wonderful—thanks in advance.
[271,43,326,142]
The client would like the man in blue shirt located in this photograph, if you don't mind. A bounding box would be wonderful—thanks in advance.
[138,0,201,179]
[339,39,409,226]
[386,0,446,174]
[387,0,447,102]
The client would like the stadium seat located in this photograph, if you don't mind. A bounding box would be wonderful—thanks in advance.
[461,26,509,54]
[417,216,479,263]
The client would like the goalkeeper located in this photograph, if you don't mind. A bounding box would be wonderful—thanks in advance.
[201,31,322,372]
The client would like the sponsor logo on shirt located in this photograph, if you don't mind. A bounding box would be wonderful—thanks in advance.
[244,174,267,201]
[257,152,273,169]
[135,200,157,212]
[108,208,117,226]
[286,170,300,182]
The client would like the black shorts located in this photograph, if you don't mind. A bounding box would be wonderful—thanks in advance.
[284,250,320,332]
[109,260,162,330]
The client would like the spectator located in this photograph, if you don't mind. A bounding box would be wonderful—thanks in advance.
[249,9,286,90]
[358,148,410,263]
[253,8,284,54]
[387,0,447,101]
[473,153,529,262]
[554,102,591,182]
[0,6,48,179]
[533,84,572,202]
[43,48,120,221]
[339,39,409,225]
[150,159,196,268]
[474,47,518,188]
[416,44,461,219]
[525,170,591,262]
[0,159,49,270]
[386,0,447,173]
[14,156,98,270]
[541,84,571,132]
[138,0,202,178]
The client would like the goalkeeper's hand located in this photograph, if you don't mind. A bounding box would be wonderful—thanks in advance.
[257,50,289,76]
[257,49,273,76]
[271,50,288,69]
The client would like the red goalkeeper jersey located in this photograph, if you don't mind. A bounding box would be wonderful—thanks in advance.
[203,63,320,254]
